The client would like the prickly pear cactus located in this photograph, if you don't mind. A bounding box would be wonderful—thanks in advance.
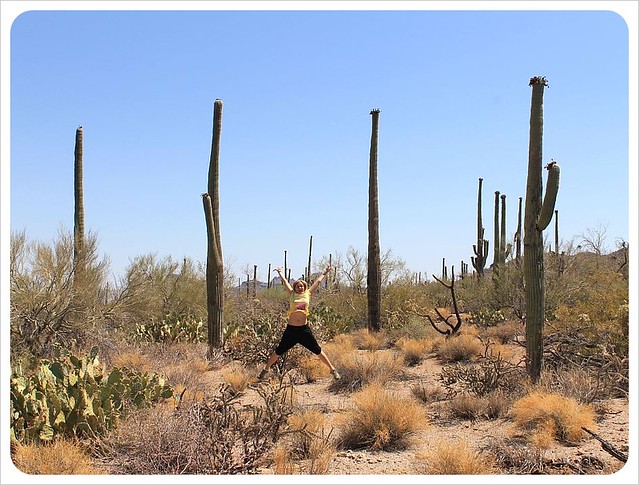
[10,345,173,444]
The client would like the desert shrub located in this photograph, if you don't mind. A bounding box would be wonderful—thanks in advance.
[448,390,510,421]
[12,439,105,475]
[484,320,523,344]
[510,391,597,447]
[395,337,433,366]
[108,254,207,333]
[222,367,252,396]
[338,383,428,451]
[10,230,109,361]
[328,349,402,393]
[387,315,441,342]
[97,380,294,474]
[297,355,330,383]
[468,308,507,327]
[350,328,388,351]
[411,382,447,405]
[483,439,547,474]
[135,342,214,401]
[543,325,629,398]
[439,351,526,398]
[539,367,606,404]
[225,300,288,367]
[416,439,499,474]
[435,334,483,363]
[307,301,350,339]
[273,410,336,474]
[448,393,486,421]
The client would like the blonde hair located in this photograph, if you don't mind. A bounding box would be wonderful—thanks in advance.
[293,279,308,291]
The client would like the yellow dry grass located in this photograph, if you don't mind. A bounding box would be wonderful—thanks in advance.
[435,333,483,362]
[395,337,434,366]
[417,439,499,474]
[338,383,428,451]
[298,355,330,383]
[511,390,597,447]
[12,439,105,475]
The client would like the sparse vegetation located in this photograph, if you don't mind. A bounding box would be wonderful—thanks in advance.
[338,383,428,451]
[8,227,628,476]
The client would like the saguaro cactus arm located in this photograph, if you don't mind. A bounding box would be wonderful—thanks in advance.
[536,161,561,231]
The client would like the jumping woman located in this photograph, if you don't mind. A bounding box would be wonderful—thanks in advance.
[258,265,340,380]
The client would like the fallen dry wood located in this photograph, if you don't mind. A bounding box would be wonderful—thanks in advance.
[582,427,628,463]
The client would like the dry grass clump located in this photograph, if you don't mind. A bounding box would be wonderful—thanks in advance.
[483,438,547,474]
[338,383,428,451]
[12,439,105,475]
[395,337,434,366]
[416,439,499,474]
[485,320,523,344]
[411,382,447,404]
[298,354,330,383]
[328,332,357,350]
[435,334,483,362]
[350,328,388,351]
[111,349,154,373]
[510,390,597,447]
[329,349,402,393]
[223,367,252,395]
[448,390,510,421]
[449,393,488,421]
[273,410,336,474]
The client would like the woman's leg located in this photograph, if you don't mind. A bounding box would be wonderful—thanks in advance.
[317,350,335,371]
[265,352,280,370]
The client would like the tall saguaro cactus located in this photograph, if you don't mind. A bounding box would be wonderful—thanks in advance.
[203,99,225,356]
[493,191,500,270]
[73,126,85,281]
[523,76,560,383]
[367,109,382,333]
[471,177,489,278]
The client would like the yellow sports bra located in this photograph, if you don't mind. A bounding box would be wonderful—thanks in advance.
[288,290,310,317]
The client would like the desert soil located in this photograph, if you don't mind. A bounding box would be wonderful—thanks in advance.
[201,348,630,478]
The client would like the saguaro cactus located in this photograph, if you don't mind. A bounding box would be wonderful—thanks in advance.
[523,76,560,383]
[203,98,225,356]
[73,126,85,280]
[493,190,500,270]
[514,197,523,261]
[307,235,313,282]
[367,109,382,332]
[471,177,489,278]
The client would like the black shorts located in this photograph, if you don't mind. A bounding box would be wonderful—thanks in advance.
[275,324,322,356]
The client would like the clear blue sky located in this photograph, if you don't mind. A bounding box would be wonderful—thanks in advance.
[3,4,636,284]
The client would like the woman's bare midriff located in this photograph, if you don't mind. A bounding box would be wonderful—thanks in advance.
[287,312,308,326]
